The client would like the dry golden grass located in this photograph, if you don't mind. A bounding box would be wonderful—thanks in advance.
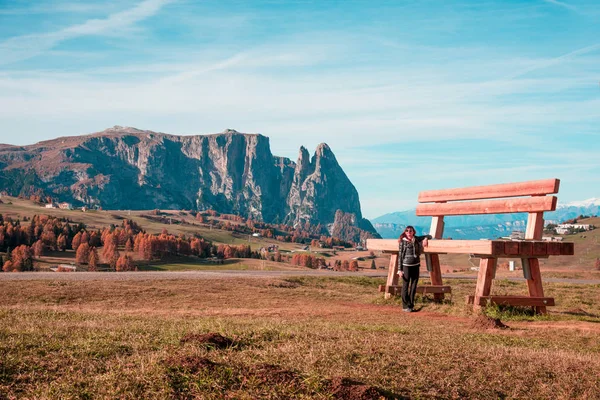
[1,275,599,399]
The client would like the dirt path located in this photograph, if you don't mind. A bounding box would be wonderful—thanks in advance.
[2,270,599,285]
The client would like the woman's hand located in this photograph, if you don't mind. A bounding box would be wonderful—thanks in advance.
[422,238,429,247]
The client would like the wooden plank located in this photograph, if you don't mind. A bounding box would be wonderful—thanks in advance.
[384,254,399,299]
[492,241,505,256]
[466,295,555,307]
[379,285,452,295]
[526,212,545,240]
[504,241,520,255]
[430,216,444,239]
[367,239,493,255]
[416,196,557,216]
[378,285,401,295]
[428,213,445,302]
[526,258,546,314]
[473,257,496,312]
[416,285,452,294]
[547,242,562,256]
[367,239,574,256]
[561,242,575,255]
[418,178,560,203]
[428,253,444,302]
[519,241,533,256]
[533,241,548,256]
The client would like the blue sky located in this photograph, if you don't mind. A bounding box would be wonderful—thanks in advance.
[0,0,599,219]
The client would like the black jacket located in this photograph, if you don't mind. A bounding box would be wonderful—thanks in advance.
[399,235,432,267]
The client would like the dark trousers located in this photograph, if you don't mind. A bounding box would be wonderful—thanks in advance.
[401,264,420,309]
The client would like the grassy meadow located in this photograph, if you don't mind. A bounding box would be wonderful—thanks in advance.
[1,275,599,399]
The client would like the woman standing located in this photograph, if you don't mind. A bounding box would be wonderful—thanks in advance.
[398,226,431,312]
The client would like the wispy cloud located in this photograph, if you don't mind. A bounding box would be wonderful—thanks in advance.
[543,0,579,12]
[504,42,600,80]
[0,0,173,65]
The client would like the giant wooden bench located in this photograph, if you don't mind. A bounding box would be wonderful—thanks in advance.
[367,178,575,314]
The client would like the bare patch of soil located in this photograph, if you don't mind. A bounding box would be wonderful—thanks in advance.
[267,280,301,289]
[163,355,216,373]
[180,332,235,349]
[327,377,386,400]
[471,315,508,330]
[250,363,301,386]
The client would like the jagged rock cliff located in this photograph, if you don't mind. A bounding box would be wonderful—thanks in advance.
[0,126,377,237]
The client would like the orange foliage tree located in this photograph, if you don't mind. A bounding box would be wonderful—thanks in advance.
[115,255,135,271]
[75,243,91,265]
[88,247,99,271]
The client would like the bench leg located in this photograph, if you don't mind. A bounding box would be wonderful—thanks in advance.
[473,257,496,312]
[526,258,547,315]
[385,253,399,299]
[428,254,444,302]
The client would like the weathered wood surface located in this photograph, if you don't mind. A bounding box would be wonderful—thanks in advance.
[384,254,399,300]
[418,178,560,203]
[366,239,574,257]
[428,214,445,301]
[473,257,496,311]
[416,196,557,216]
[466,295,555,307]
[378,285,452,295]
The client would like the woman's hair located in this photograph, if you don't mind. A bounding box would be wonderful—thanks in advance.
[398,225,416,241]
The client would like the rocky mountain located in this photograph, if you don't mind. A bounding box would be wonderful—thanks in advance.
[0,126,377,240]
[372,199,600,240]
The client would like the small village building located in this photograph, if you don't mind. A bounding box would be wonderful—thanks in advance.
[509,231,525,240]
[58,202,73,210]
[45,203,57,209]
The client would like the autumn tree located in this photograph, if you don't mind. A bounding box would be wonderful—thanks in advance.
[81,231,90,245]
[349,260,359,272]
[102,232,118,263]
[88,247,99,271]
[10,245,33,271]
[57,234,67,251]
[2,260,13,272]
[125,237,133,252]
[89,231,102,247]
[75,243,91,265]
[115,255,135,272]
[32,240,44,257]
[342,260,350,271]
[71,231,83,251]
[595,258,600,271]
[370,259,376,270]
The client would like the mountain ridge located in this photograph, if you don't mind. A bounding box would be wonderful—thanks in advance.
[0,126,378,242]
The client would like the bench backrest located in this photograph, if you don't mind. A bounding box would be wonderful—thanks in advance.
[416,178,560,240]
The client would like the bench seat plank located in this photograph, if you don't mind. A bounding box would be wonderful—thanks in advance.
[366,239,574,257]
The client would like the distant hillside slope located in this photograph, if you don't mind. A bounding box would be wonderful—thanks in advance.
[372,199,600,239]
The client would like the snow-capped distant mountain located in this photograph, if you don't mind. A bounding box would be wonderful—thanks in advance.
[371,198,599,240]
[558,198,600,208]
